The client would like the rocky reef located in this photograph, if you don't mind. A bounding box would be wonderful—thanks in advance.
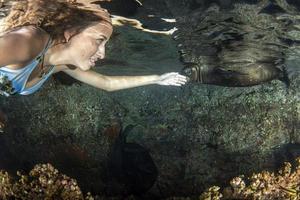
[0,0,299,198]
[2,157,300,199]
[200,157,300,200]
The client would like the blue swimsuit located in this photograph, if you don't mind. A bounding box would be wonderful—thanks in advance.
[0,37,54,96]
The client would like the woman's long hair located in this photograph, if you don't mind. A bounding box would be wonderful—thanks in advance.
[0,0,112,42]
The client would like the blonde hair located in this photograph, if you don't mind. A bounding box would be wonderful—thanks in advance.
[0,0,112,42]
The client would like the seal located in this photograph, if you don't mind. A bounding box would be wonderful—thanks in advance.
[176,0,300,87]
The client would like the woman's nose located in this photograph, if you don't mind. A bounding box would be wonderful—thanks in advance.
[98,46,105,59]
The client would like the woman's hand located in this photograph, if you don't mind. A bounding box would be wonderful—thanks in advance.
[156,72,188,86]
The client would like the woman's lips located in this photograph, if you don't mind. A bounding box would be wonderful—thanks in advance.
[90,56,100,62]
[89,53,103,66]
[89,56,98,65]
[89,59,95,66]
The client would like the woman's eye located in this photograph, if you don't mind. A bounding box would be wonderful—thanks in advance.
[96,39,104,44]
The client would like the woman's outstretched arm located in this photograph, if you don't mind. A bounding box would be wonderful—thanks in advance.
[60,65,187,91]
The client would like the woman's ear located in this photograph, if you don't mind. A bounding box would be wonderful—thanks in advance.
[64,28,78,42]
[64,30,71,42]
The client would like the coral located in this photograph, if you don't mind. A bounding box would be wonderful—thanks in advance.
[199,186,223,200]
[200,157,300,200]
[0,171,13,199]
[0,163,89,200]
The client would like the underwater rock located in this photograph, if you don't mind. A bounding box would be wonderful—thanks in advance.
[108,124,158,196]
[0,109,7,132]
[53,72,82,86]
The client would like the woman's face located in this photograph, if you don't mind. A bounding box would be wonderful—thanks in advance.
[67,22,113,71]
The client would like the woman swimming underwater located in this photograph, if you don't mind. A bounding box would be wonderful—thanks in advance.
[0,0,187,96]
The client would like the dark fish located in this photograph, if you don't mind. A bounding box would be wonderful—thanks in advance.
[274,143,300,169]
[108,124,158,196]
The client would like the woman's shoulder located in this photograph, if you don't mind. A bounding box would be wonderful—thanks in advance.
[0,26,49,67]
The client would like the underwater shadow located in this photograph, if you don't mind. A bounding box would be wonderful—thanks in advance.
[106,124,159,198]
